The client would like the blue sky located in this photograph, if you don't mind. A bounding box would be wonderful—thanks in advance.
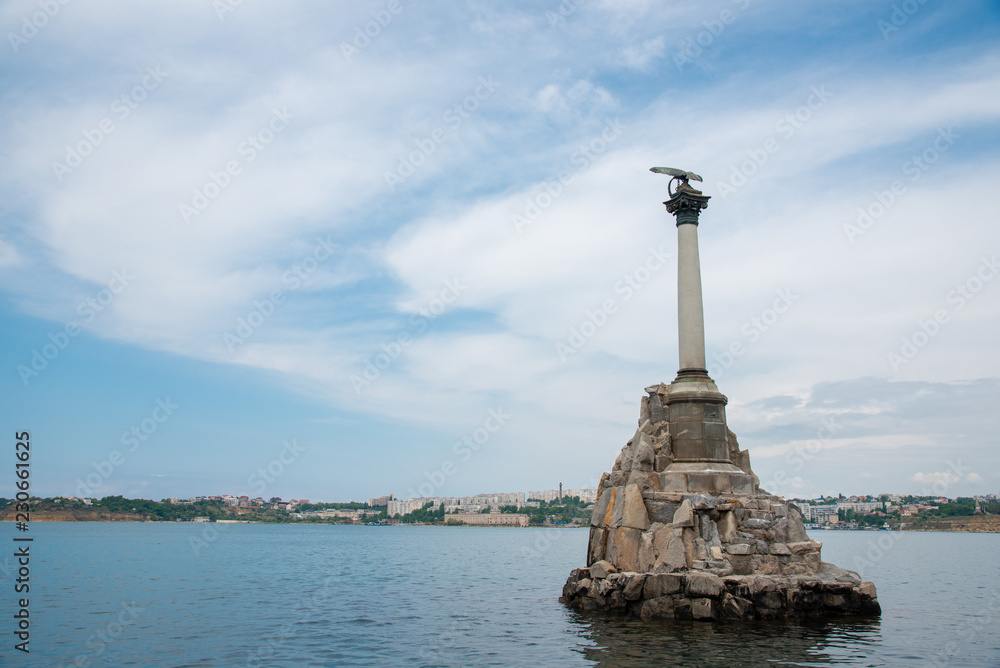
[1,0,998,503]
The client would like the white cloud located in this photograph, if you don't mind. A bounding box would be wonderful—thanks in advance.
[616,37,665,71]
[911,471,960,485]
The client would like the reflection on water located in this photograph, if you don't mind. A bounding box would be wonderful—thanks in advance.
[570,612,883,667]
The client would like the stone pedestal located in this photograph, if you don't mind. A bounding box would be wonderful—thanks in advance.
[560,389,880,621]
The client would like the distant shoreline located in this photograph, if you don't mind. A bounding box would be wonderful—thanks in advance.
[2,513,998,532]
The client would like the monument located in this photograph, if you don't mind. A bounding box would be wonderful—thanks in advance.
[559,168,880,621]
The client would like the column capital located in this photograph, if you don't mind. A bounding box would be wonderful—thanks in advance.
[664,184,711,227]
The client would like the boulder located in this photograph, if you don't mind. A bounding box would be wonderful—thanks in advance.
[631,434,656,473]
[638,395,650,425]
[788,540,821,555]
[686,571,725,597]
[691,597,715,620]
[657,527,687,572]
[622,484,650,530]
[687,494,717,510]
[694,537,710,561]
[602,487,618,527]
[590,560,616,579]
[620,444,634,475]
[587,527,608,564]
[595,472,610,498]
[627,469,653,491]
[609,488,626,528]
[637,531,655,571]
[646,500,681,525]
[651,523,671,560]
[647,393,666,423]
[623,573,646,600]
[672,499,695,527]
[726,543,755,555]
[683,527,697,567]
[699,513,721,547]
[607,527,642,572]
[644,573,683,598]
[717,511,738,542]
[772,517,790,542]
[640,596,674,620]
[591,488,613,527]
[787,504,810,543]
[770,543,791,556]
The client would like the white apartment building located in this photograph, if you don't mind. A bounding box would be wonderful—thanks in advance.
[527,489,598,503]
[809,505,840,524]
[837,501,882,514]
[389,492,526,517]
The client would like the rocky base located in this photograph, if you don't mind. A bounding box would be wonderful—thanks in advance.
[560,562,880,621]
[561,384,881,622]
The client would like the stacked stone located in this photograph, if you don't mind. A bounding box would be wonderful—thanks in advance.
[561,389,880,621]
[561,562,880,621]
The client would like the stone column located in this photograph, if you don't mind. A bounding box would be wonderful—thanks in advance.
[657,181,752,493]
[665,182,710,378]
[676,221,707,376]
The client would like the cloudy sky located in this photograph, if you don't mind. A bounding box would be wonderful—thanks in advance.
[1,1,998,503]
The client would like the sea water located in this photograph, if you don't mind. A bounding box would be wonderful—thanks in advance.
[10,523,1000,666]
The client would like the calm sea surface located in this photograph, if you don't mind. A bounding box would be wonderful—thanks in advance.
[7,523,1000,667]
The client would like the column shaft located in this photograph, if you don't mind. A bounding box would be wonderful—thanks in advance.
[676,222,707,374]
